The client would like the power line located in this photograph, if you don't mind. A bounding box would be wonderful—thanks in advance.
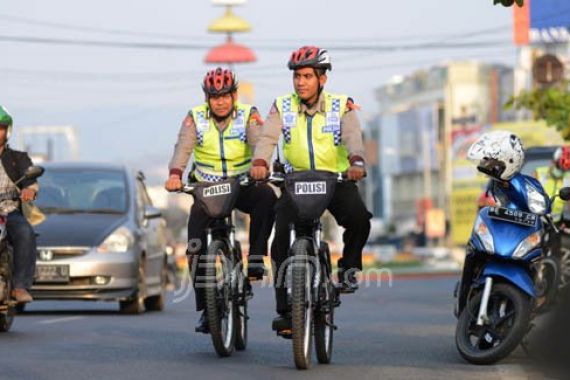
[0,46,515,85]
[0,34,511,52]
[0,49,516,94]
[1,5,569,49]
[0,12,508,45]
[0,13,213,42]
[0,35,211,50]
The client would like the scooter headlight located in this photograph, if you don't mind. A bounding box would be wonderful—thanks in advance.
[527,184,547,215]
[474,216,494,253]
[513,231,541,259]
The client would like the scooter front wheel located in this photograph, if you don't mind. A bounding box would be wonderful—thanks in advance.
[455,283,531,365]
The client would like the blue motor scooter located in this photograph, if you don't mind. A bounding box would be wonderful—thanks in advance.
[454,139,570,364]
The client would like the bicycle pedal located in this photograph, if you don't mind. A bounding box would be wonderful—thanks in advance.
[325,319,338,329]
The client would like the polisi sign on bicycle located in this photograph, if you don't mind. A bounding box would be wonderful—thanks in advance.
[203,184,232,198]
[295,181,327,195]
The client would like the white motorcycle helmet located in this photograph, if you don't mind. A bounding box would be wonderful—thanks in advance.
[467,130,525,181]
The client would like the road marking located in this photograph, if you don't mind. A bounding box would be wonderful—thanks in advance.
[38,316,85,325]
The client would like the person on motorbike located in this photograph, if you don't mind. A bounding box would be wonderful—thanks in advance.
[249,46,372,331]
[165,68,276,333]
[534,146,570,224]
[534,146,570,284]
[0,106,40,304]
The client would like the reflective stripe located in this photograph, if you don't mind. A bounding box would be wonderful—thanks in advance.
[234,159,251,167]
[195,161,215,168]
[307,116,315,170]
[218,129,227,178]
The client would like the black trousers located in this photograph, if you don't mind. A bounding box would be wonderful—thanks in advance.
[187,183,276,311]
[272,181,372,314]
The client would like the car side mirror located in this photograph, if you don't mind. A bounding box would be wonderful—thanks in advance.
[559,187,570,201]
[144,205,162,219]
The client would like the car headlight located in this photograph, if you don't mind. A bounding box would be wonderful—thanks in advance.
[97,226,134,253]
[474,216,494,253]
[527,183,547,215]
[513,231,541,259]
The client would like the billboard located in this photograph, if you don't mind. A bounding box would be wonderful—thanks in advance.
[514,0,570,45]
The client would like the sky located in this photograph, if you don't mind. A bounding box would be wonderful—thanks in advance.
[0,0,516,183]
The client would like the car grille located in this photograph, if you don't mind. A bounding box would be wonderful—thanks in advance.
[37,247,90,261]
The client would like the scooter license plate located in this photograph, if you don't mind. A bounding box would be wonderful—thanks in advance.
[488,207,537,227]
[35,265,70,283]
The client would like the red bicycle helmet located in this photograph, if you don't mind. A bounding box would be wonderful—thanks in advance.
[287,46,332,71]
[202,67,238,96]
[554,146,570,172]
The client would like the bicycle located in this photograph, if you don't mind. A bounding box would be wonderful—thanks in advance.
[271,170,346,369]
[180,177,252,357]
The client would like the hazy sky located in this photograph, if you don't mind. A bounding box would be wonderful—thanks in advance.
[0,0,516,182]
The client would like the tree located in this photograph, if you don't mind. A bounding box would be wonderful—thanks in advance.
[505,81,570,140]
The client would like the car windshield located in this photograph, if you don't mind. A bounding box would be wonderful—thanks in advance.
[35,168,128,214]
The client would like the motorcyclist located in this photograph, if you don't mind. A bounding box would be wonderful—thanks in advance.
[0,106,40,304]
[534,146,570,223]
[534,146,570,287]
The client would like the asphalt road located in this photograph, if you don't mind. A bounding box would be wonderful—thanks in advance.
[0,276,540,380]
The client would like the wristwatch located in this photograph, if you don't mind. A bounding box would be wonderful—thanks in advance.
[352,160,365,168]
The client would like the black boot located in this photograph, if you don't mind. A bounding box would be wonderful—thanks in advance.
[338,269,359,294]
[271,312,292,332]
[247,255,266,281]
[195,311,210,334]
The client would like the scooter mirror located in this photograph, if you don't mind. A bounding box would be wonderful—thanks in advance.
[559,187,570,201]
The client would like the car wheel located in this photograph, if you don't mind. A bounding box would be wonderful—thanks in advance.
[119,260,146,315]
[144,262,167,312]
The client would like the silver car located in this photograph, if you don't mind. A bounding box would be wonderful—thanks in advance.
[29,163,168,314]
